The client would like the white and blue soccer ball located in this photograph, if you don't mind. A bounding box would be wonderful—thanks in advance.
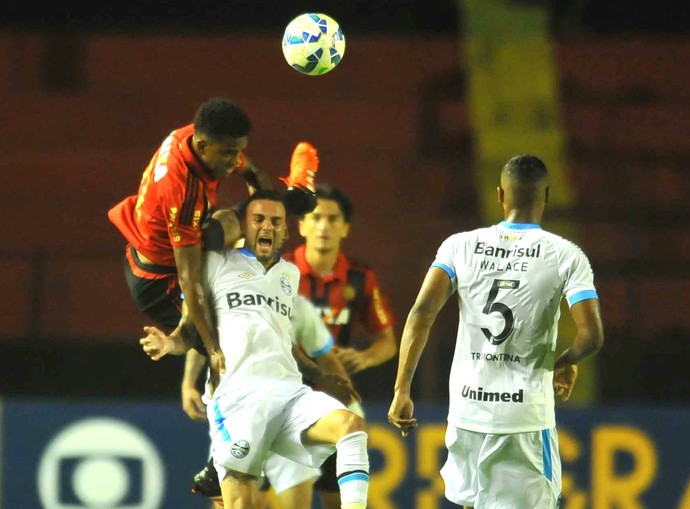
[282,13,346,76]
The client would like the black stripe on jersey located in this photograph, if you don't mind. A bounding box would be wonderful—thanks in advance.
[179,171,200,226]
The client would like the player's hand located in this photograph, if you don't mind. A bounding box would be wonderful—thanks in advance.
[319,372,361,406]
[388,391,417,437]
[139,326,173,361]
[208,349,226,396]
[554,363,578,401]
[181,384,207,421]
[334,346,370,375]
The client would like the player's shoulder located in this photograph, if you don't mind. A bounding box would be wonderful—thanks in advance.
[277,256,300,274]
[343,255,376,276]
[537,229,588,256]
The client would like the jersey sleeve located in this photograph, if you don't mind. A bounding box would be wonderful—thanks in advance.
[431,235,459,292]
[157,167,205,248]
[359,269,395,333]
[202,250,224,295]
[291,295,334,358]
[561,242,598,307]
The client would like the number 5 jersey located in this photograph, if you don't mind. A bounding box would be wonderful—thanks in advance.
[432,221,598,433]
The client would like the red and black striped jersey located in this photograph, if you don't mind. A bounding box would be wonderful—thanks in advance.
[108,124,219,267]
[285,244,395,347]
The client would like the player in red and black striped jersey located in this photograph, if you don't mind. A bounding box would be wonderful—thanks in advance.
[284,184,397,509]
[108,98,271,384]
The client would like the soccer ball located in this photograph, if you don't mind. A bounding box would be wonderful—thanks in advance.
[282,13,346,76]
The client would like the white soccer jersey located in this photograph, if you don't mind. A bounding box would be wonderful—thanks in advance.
[432,221,598,433]
[292,295,334,357]
[203,248,303,397]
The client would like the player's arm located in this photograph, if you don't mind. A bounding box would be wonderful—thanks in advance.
[337,326,397,374]
[139,308,197,359]
[337,273,398,373]
[292,345,360,405]
[389,267,452,435]
[315,350,351,384]
[236,157,272,194]
[181,349,208,421]
[173,244,225,390]
[553,298,605,400]
[174,244,220,355]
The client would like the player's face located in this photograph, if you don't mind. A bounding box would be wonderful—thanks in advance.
[198,135,248,179]
[244,199,287,267]
[299,198,350,253]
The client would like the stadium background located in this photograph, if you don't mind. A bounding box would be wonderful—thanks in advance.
[0,1,688,508]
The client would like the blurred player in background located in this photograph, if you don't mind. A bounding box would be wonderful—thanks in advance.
[285,183,398,509]
[388,154,605,508]
[141,190,370,509]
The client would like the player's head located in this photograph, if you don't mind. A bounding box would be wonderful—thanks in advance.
[192,98,251,180]
[299,184,352,254]
[239,190,288,267]
[498,154,549,219]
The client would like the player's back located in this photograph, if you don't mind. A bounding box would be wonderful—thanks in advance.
[433,221,596,433]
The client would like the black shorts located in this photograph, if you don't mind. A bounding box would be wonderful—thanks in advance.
[122,246,182,329]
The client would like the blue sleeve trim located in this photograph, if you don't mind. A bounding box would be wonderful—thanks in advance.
[567,289,598,306]
[308,336,334,358]
[431,262,456,281]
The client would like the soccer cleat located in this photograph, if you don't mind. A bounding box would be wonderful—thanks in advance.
[191,458,222,501]
[280,141,319,192]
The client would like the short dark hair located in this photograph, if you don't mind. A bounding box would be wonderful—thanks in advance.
[193,98,252,140]
[502,154,548,183]
[237,189,286,219]
[315,184,353,223]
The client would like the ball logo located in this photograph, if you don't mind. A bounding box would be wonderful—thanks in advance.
[280,276,292,296]
[37,417,164,509]
[231,439,250,459]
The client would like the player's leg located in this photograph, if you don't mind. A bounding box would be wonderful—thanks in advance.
[254,474,271,509]
[474,427,562,508]
[263,452,320,509]
[303,409,369,509]
[439,425,482,508]
[314,454,340,509]
[220,470,258,509]
[122,247,182,329]
[277,479,315,509]
[273,387,369,509]
[209,388,283,509]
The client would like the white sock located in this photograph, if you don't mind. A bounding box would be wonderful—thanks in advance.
[335,431,369,509]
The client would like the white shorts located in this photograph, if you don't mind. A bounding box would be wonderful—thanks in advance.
[208,382,345,481]
[440,425,562,509]
[262,453,321,494]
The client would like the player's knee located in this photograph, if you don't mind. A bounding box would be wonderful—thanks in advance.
[339,410,366,437]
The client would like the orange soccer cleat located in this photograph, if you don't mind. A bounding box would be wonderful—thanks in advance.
[280,141,319,192]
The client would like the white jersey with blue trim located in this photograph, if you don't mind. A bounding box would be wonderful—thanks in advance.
[292,295,334,358]
[203,248,303,398]
[432,221,598,433]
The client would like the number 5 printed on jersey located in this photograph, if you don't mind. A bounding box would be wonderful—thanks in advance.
[481,279,519,345]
